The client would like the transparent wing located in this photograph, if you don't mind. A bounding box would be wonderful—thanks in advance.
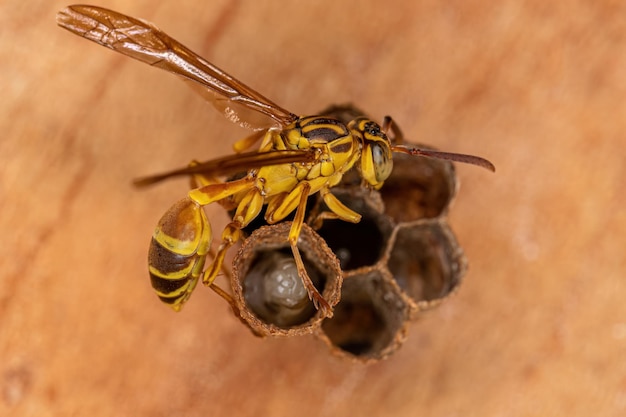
[133,149,316,186]
[56,5,298,130]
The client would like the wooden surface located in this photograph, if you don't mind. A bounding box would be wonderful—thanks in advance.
[2,0,625,416]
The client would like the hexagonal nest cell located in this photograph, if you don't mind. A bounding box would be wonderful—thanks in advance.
[317,269,409,363]
[220,104,476,361]
[231,222,342,337]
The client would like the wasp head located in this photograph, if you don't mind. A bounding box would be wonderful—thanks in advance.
[349,118,394,189]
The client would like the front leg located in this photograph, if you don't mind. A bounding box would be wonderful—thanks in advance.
[310,186,362,230]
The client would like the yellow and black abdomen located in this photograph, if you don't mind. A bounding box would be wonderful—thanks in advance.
[148,197,212,311]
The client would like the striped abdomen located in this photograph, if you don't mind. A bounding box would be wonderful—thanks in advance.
[148,197,212,311]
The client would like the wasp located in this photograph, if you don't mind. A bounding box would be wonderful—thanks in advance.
[57,5,494,318]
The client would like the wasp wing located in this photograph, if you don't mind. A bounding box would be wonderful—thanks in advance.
[56,5,298,130]
[133,149,316,186]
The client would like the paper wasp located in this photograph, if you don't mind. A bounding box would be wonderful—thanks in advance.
[57,5,494,318]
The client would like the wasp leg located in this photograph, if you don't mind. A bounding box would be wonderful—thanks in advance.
[188,176,261,288]
[259,129,285,152]
[201,187,264,287]
[233,128,284,154]
[186,160,240,211]
[310,187,362,229]
[269,182,333,317]
[203,247,245,318]
[208,283,237,309]
[232,130,267,153]
[187,160,219,189]
[189,175,255,206]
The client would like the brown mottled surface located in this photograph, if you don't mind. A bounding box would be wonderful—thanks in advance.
[2,1,625,416]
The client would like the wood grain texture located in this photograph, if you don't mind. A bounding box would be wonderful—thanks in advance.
[2,0,625,416]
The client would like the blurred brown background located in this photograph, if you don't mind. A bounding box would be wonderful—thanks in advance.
[2,0,625,416]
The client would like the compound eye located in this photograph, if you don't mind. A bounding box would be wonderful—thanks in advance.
[370,142,393,184]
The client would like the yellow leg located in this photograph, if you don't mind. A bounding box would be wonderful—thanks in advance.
[204,248,244,318]
[233,129,285,153]
[265,181,309,223]
[322,188,362,222]
[189,175,255,206]
[208,283,238,311]
[201,224,240,286]
[281,182,333,317]
[264,193,286,221]
[232,130,266,153]
[310,211,340,230]
[310,187,362,229]
[186,159,220,190]
[202,187,264,287]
